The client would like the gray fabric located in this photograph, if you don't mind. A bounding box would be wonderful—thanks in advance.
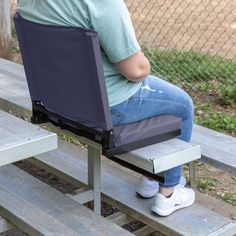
[14,13,113,131]
[113,116,181,147]
[14,13,181,152]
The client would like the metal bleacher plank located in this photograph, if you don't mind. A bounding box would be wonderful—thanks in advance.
[0,164,132,236]
[0,59,201,176]
[133,225,156,236]
[106,211,133,226]
[0,58,236,235]
[0,58,235,175]
[192,125,236,175]
[0,187,80,236]
[0,109,57,166]
[31,140,236,236]
[115,139,200,173]
[0,216,14,233]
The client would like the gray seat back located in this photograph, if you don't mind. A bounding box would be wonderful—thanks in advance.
[14,13,113,131]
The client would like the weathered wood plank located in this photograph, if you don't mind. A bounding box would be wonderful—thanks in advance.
[0,58,235,174]
[33,141,236,236]
[0,165,132,236]
[0,109,57,166]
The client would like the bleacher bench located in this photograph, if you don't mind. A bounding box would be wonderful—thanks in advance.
[0,58,234,176]
[0,164,132,236]
[0,59,236,235]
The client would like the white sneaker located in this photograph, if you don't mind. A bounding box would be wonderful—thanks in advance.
[136,176,159,198]
[136,176,186,198]
[151,185,195,216]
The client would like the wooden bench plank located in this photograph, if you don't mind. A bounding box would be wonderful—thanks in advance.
[0,109,57,166]
[0,58,235,175]
[0,165,132,236]
[32,140,236,236]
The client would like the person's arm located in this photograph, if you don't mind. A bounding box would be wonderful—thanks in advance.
[115,51,150,82]
[91,0,149,82]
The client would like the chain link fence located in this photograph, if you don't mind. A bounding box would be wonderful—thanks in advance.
[125,0,236,134]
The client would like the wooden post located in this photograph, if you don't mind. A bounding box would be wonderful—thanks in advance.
[0,0,12,59]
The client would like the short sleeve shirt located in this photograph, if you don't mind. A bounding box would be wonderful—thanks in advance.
[18,0,142,106]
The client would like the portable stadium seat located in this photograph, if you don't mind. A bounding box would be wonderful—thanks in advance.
[14,12,181,164]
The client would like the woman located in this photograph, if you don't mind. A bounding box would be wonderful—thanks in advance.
[18,0,195,216]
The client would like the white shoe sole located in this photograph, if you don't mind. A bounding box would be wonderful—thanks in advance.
[151,198,195,216]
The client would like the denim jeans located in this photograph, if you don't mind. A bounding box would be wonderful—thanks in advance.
[110,75,194,188]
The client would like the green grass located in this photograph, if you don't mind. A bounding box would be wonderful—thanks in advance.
[195,111,236,134]
[196,177,218,190]
[222,193,236,206]
[11,22,17,40]
[144,49,236,136]
[44,125,84,146]
[145,49,236,105]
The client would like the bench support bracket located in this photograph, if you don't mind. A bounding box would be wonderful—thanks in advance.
[189,161,196,190]
[88,145,101,215]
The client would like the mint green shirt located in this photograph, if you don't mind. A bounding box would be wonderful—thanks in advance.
[18,0,142,106]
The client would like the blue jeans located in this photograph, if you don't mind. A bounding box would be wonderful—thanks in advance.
[111,75,194,188]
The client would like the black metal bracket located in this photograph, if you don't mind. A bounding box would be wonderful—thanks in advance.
[31,100,115,152]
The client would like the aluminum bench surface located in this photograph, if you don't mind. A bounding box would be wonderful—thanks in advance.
[116,139,200,173]
[0,58,235,175]
[0,58,200,175]
[0,109,57,166]
[31,140,236,236]
[192,124,236,175]
[0,59,236,235]
[0,164,132,236]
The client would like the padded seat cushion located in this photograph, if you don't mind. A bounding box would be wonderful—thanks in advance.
[113,115,181,147]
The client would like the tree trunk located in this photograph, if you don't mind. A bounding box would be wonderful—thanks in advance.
[0,0,12,59]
